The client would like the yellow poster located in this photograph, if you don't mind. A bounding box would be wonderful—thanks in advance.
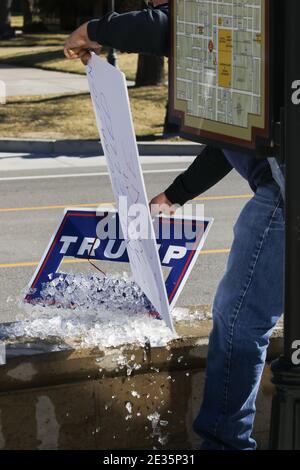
[218,28,232,88]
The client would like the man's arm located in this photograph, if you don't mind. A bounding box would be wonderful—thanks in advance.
[88,7,169,56]
[151,148,233,211]
[64,5,169,64]
[84,5,232,207]
[64,3,233,212]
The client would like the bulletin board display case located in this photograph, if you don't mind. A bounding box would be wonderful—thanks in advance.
[169,0,279,153]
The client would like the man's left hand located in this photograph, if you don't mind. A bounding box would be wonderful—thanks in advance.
[64,22,102,65]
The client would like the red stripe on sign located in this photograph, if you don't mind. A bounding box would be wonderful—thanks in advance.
[167,230,203,303]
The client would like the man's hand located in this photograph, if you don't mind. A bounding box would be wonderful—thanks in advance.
[149,192,179,216]
[64,22,102,66]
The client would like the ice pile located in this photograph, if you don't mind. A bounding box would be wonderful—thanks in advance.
[1,272,178,349]
[39,272,152,313]
[171,307,212,322]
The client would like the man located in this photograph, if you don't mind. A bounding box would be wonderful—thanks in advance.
[64,1,284,450]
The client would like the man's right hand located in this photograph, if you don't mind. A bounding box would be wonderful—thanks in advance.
[149,192,179,216]
[64,22,102,65]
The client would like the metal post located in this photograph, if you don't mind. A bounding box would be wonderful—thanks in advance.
[107,0,117,67]
[270,0,300,450]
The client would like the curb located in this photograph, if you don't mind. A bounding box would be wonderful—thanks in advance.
[0,139,203,157]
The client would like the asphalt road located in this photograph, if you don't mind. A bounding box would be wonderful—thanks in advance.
[0,152,252,323]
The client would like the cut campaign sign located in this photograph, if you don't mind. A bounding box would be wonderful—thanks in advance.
[86,54,174,330]
[26,208,212,317]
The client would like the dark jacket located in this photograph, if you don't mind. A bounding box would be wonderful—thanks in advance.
[87,4,272,206]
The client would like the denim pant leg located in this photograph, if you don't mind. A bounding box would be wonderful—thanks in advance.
[194,181,284,450]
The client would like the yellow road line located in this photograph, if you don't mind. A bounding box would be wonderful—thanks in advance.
[0,202,113,213]
[0,248,231,270]
[194,194,252,202]
[0,194,252,214]
[0,261,38,269]
[200,249,230,255]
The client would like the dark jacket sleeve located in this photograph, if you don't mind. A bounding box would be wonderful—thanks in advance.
[87,6,169,56]
[165,147,233,206]
[88,6,232,204]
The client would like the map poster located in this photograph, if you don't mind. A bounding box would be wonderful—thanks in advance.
[169,0,276,152]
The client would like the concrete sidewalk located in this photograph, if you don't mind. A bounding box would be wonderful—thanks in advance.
[0,64,135,97]
[0,139,203,156]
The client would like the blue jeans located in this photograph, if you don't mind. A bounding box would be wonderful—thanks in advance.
[194,180,284,450]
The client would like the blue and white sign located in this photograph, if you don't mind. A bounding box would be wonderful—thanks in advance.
[26,208,212,312]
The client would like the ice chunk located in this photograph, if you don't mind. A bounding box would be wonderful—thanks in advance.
[0,272,178,350]
[125,402,133,414]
